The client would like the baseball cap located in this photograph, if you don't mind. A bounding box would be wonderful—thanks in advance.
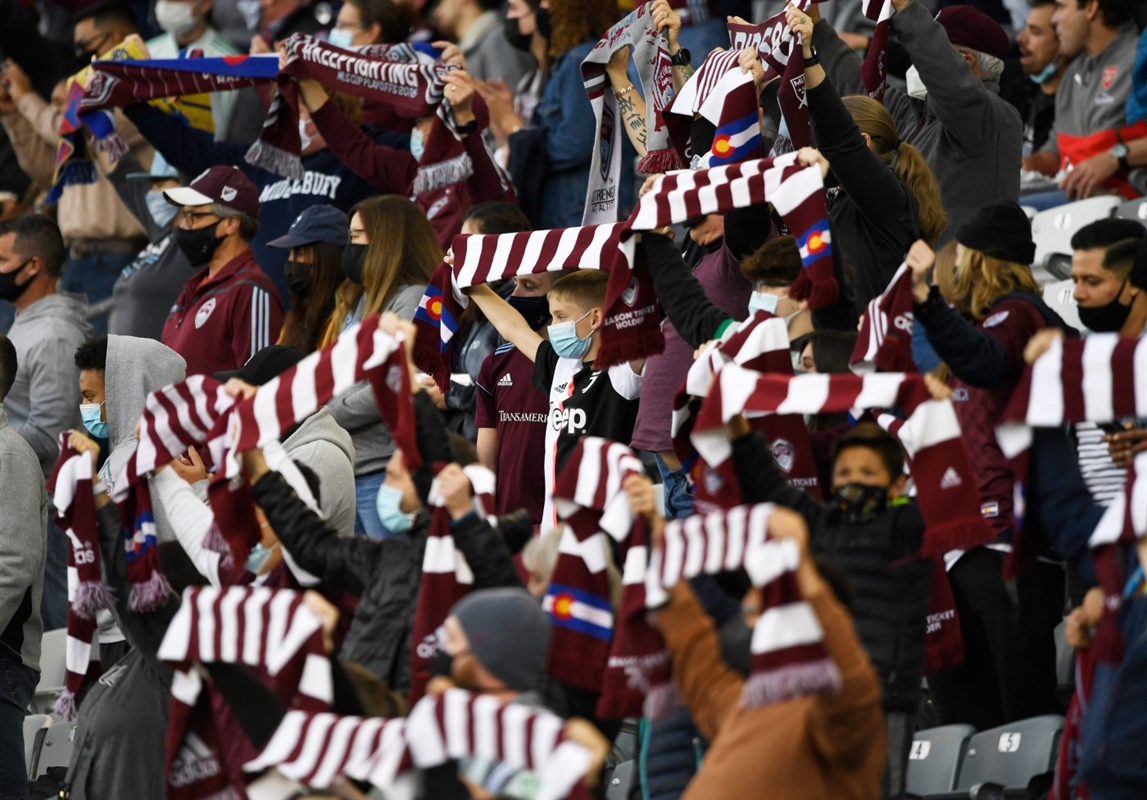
[126,151,180,183]
[267,205,349,249]
[164,165,260,219]
[214,345,306,386]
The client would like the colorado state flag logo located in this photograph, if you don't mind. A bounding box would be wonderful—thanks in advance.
[415,285,458,349]
[797,220,832,264]
[706,112,764,167]
[544,583,613,640]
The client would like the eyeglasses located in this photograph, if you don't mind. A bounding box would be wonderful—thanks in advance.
[73,32,111,59]
[177,211,221,228]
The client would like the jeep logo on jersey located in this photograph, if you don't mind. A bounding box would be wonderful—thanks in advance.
[771,438,794,473]
[621,276,639,306]
[550,407,587,434]
[194,298,216,329]
[221,186,237,202]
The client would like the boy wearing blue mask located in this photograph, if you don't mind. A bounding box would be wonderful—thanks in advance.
[469,269,645,532]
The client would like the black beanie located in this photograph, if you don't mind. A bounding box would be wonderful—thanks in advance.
[955,200,1036,265]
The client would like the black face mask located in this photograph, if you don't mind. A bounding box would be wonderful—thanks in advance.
[831,483,889,525]
[534,7,551,41]
[429,648,454,680]
[508,294,551,330]
[341,243,367,285]
[0,259,33,302]
[174,222,225,269]
[284,260,312,294]
[1078,280,1133,333]
[503,15,533,52]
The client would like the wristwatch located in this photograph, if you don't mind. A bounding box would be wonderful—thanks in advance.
[803,46,820,69]
[1111,142,1130,171]
[670,48,692,67]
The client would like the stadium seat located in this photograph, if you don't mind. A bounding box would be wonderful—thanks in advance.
[30,629,68,713]
[23,714,50,778]
[905,724,976,797]
[1042,279,1082,331]
[953,715,1065,793]
[1030,197,1121,284]
[605,759,635,800]
[1114,197,1147,224]
[35,718,78,775]
[610,719,639,766]
[1054,619,1075,690]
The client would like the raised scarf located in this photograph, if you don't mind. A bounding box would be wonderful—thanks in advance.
[646,502,843,708]
[693,366,992,555]
[861,0,894,101]
[852,262,916,372]
[581,3,685,226]
[666,48,763,168]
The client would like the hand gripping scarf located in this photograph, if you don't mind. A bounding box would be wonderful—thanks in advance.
[409,465,498,704]
[670,312,821,514]
[996,333,1147,662]
[666,49,763,168]
[693,366,992,555]
[582,3,685,226]
[157,586,334,800]
[549,437,673,718]
[852,262,916,373]
[244,689,595,800]
[646,502,843,707]
[46,435,111,719]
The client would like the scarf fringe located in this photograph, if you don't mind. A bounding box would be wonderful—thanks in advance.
[637,148,686,175]
[596,328,664,371]
[413,153,473,195]
[52,689,78,721]
[203,523,229,554]
[924,638,966,674]
[130,569,173,612]
[90,132,129,161]
[72,580,116,619]
[642,682,682,721]
[740,660,842,709]
[244,138,305,180]
[806,277,841,311]
[46,162,99,204]
[920,518,996,558]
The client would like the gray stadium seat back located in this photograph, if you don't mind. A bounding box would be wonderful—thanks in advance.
[23,714,50,778]
[955,715,1065,791]
[1114,198,1147,224]
[30,629,70,713]
[1054,619,1075,688]
[605,759,635,800]
[35,719,78,774]
[1030,196,1121,284]
[905,724,976,796]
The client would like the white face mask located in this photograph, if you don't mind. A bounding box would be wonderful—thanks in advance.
[328,27,356,49]
[155,0,202,36]
[905,65,928,101]
[298,119,318,154]
[748,291,780,315]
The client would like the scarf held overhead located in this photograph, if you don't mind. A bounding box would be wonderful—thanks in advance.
[852,262,915,372]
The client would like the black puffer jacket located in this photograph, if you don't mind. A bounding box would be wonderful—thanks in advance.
[252,392,532,693]
[732,430,933,713]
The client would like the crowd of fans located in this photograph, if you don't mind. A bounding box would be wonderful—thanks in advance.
[0,0,1145,798]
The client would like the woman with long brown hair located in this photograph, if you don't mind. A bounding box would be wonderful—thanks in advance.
[326,195,441,539]
[782,9,947,328]
[267,205,348,354]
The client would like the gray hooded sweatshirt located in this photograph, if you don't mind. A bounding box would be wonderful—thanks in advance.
[3,292,91,478]
[282,407,357,535]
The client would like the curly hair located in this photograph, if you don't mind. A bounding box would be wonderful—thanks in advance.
[547,0,618,58]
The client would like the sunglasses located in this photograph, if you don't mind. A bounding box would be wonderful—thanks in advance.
[73,32,111,59]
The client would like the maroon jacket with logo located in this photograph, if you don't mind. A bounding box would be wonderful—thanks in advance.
[161,251,283,378]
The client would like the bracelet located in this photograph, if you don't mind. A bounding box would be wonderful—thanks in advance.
[614,83,636,98]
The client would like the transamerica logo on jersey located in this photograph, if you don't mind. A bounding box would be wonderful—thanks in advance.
[194,298,216,329]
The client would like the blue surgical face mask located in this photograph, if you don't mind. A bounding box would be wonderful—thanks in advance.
[80,402,108,440]
[328,27,355,49]
[410,128,426,163]
[1030,60,1058,85]
[145,189,177,228]
[377,483,418,534]
[748,291,780,315]
[244,541,279,575]
[547,309,594,360]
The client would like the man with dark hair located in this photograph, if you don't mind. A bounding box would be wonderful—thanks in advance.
[1070,218,1147,336]
[1022,0,1144,200]
[0,332,49,800]
[161,165,283,377]
[1017,0,1070,157]
[431,0,534,86]
[72,0,140,56]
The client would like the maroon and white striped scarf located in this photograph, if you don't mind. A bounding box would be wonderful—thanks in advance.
[112,318,419,567]
[46,436,110,719]
[861,0,894,101]
[996,334,1147,661]
[665,48,760,167]
[693,367,992,555]
[671,312,821,514]
[551,437,673,719]
[244,689,595,800]
[248,34,454,179]
[582,4,684,226]
[647,503,843,707]
[409,465,497,704]
[158,586,334,800]
[852,262,916,372]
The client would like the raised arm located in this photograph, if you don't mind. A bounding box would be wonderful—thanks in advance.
[467,284,544,362]
[124,102,250,184]
[606,48,649,158]
[728,416,826,525]
[150,466,223,587]
[643,232,735,347]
